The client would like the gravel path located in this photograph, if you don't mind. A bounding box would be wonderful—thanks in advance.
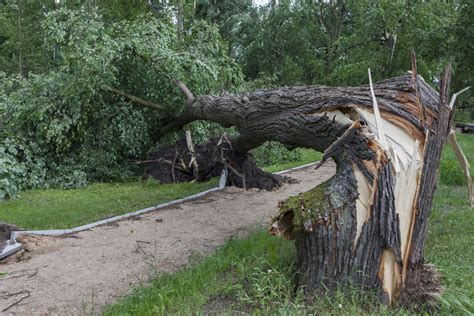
[0,163,335,315]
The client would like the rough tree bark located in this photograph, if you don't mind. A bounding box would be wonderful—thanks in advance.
[119,56,471,307]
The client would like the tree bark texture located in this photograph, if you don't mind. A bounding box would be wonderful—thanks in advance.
[157,63,462,306]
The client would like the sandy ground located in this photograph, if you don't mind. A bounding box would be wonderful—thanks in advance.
[0,163,335,315]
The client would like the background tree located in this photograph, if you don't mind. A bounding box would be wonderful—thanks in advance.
[0,0,471,201]
[452,0,474,121]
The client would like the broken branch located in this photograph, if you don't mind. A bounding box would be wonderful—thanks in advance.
[186,130,199,179]
[448,130,474,207]
[108,87,165,111]
[368,68,389,150]
[449,86,471,109]
[174,79,195,102]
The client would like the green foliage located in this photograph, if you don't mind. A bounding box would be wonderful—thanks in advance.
[0,143,23,200]
[231,0,460,86]
[454,109,472,124]
[0,0,472,202]
[452,0,474,121]
[0,138,47,200]
[0,0,53,75]
[0,5,242,200]
[251,142,302,167]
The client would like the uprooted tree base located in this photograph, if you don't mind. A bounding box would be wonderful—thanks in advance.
[143,136,285,191]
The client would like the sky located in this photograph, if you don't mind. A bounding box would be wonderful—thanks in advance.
[253,0,270,6]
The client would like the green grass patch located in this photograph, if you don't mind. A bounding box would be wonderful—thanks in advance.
[426,184,474,313]
[0,179,217,230]
[263,149,321,173]
[103,229,396,315]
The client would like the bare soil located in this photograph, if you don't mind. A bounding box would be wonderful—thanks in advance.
[0,163,335,315]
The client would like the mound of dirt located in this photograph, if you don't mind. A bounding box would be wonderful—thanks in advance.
[144,136,284,191]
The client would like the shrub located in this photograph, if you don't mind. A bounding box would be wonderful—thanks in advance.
[252,142,302,167]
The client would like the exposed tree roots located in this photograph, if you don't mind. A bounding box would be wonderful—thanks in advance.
[143,136,285,191]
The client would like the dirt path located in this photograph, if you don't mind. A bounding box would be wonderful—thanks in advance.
[0,163,335,315]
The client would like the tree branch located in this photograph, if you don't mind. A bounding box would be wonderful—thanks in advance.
[173,79,195,102]
[108,87,165,111]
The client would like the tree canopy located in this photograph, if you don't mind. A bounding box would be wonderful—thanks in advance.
[0,0,472,200]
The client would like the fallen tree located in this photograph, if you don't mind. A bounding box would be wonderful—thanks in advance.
[116,55,472,307]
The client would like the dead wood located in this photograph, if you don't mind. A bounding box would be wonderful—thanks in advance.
[1,290,31,312]
[108,87,165,111]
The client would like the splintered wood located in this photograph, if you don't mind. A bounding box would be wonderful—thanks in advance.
[269,66,471,305]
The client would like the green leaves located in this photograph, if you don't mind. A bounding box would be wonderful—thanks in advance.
[0,5,244,200]
[232,0,461,87]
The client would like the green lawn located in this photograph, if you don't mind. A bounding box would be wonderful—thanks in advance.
[263,149,321,173]
[0,149,321,230]
[104,135,474,315]
[0,180,218,230]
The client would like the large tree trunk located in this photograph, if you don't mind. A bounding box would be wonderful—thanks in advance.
[138,59,466,306]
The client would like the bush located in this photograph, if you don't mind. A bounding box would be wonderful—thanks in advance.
[0,138,47,200]
[0,146,24,200]
[252,142,302,167]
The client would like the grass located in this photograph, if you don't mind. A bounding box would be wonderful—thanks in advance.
[104,135,474,315]
[263,149,321,173]
[440,133,474,185]
[0,179,217,230]
[0,149,321,230]
[426,184,474,313]
[104,229,398,315]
